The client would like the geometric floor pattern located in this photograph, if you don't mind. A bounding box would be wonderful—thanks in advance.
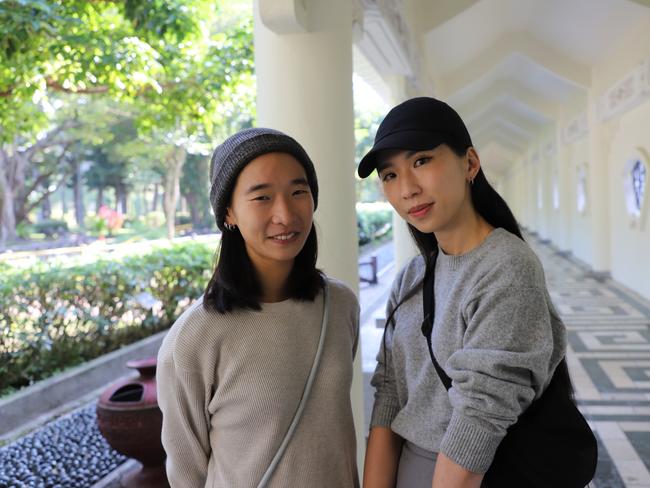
[359,234,650,488]
[526,232,650,488]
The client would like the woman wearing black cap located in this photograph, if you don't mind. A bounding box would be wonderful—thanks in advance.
[156,128,359,488]
[359,98,579,487]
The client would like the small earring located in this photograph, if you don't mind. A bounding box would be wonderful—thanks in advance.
[224,222,236,231]
[468,176,475,186]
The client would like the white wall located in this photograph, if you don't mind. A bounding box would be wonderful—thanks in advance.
[608,101,650,298]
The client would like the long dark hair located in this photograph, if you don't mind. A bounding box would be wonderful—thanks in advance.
[202,223,323,313]
[381,142,574,395]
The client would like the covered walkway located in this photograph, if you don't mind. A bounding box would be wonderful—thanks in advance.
[359,232,650,487]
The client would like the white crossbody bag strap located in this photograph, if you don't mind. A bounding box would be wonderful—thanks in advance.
[256,281,330,488]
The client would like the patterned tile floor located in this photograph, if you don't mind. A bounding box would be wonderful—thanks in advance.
[526,234,650,488]
[360,234,650,487]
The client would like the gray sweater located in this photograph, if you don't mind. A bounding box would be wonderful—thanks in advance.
[157,277,359,488]
[370,228,567,474]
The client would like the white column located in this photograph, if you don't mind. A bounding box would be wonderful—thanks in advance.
[254,0,365,468]
[392,213,418,271]
[587,93,612,273]
[556,122,572,252]
[385,76,421,269]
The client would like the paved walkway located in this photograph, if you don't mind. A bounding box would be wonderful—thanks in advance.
[9,234,649,487]
[360,233,650,488]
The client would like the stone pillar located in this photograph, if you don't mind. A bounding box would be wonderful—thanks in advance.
[587,92,612,273]
[556,120,572,252]
[254,0,365,467]
[393,213,418,271]
[384,76,421,269]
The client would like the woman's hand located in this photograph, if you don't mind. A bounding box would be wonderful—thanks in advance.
[363,426,403,488]
[431,452,483,488]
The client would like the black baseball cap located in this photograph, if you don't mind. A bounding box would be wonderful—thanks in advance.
[357,97,473,178]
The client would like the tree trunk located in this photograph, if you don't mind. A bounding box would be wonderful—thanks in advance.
[115,185,127,214]
[186,192,200,227]
[96,187,104,212]
[163,146,186,240]
[73,160,85,230]
[0,145,28,244]
[119,186,128,214]
[152,183,159,212]
[0,163,16,247]
[138,189,146,217]
[0,124,77,240]
[41,194,52,220]
[61,185,67,217]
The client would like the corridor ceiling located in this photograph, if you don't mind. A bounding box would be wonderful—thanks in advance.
[357,0,650,178]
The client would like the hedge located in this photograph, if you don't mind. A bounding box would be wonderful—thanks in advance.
[0,242,214,396]
[357,202,393,246]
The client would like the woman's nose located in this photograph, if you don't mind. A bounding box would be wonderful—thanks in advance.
[400,171,421,199]
[271,196,295,225]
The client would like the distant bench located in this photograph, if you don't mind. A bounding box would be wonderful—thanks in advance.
[359,254,378,285]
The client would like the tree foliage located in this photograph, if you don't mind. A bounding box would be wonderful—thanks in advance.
[0,0,255,245]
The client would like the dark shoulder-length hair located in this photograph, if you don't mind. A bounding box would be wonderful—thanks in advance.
[202,223,324,313]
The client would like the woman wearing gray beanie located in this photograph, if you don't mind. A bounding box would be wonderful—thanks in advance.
[157,128,360,488]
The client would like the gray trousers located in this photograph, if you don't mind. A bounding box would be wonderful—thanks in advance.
[396,441,437,488]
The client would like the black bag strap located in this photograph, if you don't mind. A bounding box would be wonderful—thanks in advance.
[421,253,453,391]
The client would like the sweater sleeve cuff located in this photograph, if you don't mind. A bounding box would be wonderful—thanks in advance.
[439,411,504,474]
[370,401,400,429]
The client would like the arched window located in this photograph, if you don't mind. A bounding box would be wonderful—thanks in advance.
[624,152,648,226]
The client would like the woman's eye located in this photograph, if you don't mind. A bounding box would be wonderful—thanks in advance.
[414,157,431,167]
[380,172,396,182]
[293,189,309,196]
[252,195,270,201]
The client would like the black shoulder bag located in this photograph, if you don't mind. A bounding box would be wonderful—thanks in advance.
[421,258,598,488]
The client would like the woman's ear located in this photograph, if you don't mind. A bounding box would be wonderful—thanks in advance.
[466,147,481,183]
[225,207,237,227]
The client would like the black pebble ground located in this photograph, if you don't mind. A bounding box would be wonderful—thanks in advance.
[0,405,127,488]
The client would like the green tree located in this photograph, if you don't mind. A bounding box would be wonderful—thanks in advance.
[355,109,384,202]
[181,153,213,229]
[0,0,255,246]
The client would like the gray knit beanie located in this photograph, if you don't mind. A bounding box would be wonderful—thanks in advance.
[209,128,319,231]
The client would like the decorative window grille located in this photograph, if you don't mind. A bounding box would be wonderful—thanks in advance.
[631,160,646,215]
[624,157,647,221]
[577,166,587,214]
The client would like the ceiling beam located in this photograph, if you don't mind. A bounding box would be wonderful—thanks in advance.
[438,31,591,95]
[409,0,481,33]
[451,78,559,121]
[460,94,550,132]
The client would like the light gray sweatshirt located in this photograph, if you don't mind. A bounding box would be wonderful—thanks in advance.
[370,228,567,473]
[157,277,359,488]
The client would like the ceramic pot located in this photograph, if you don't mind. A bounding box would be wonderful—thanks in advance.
[96,357,169,488]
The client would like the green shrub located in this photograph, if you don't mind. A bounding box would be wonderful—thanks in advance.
[175,213,193,226]
[86,214,108,237]
[30,219,69,238]
[144,211,165,228]
[0,242,214,396]
[356,202,393,246]
[15,221,32,239]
